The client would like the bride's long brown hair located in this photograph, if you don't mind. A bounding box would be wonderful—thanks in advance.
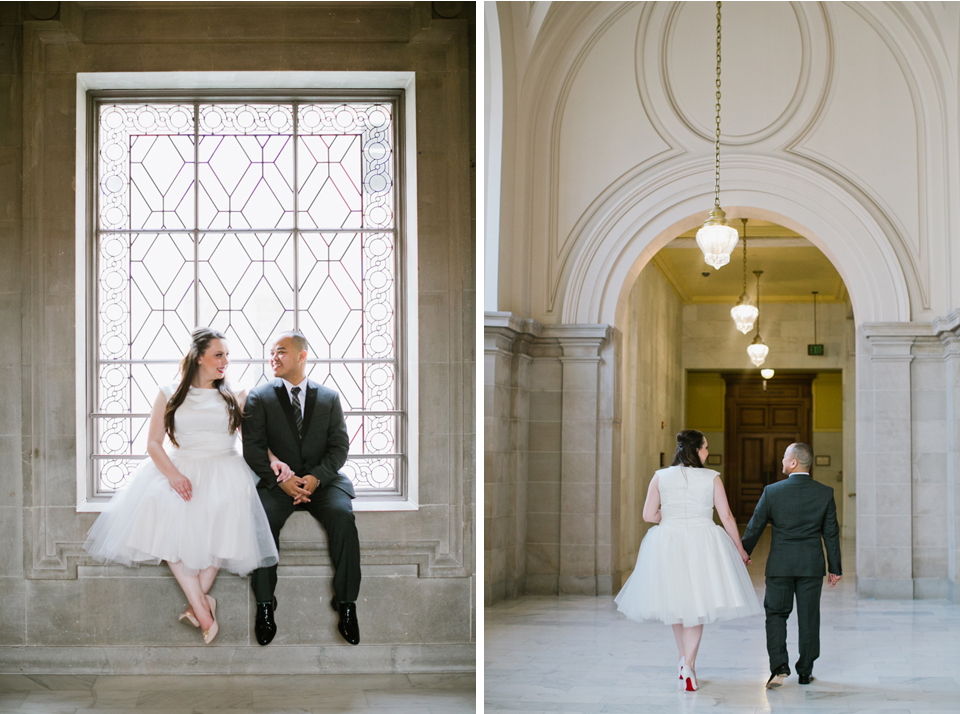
[672,429,705,468]
[164,327,242,446]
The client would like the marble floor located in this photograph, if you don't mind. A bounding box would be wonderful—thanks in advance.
[485,534,960,713]
[0,673,475,713]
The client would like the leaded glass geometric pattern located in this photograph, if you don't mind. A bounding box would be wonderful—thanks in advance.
[93,100,399,494]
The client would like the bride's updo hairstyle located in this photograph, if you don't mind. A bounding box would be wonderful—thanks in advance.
[163,327,242,446]
[672,429,706,468]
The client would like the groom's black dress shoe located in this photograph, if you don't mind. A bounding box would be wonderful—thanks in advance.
[798,674,814,685]
[766,665,790,689]
[331,596,360,645]
[255,599,277,646]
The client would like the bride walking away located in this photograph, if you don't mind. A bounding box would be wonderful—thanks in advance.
[614,429,762,691]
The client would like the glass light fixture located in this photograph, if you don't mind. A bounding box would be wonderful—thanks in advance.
[746,270,769,366]
[760,368,775,380]
[696,1,739,270]
[730,218,758,333]
[748,336,769,367]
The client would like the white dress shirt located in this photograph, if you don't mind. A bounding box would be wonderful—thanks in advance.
[281,377,308,420]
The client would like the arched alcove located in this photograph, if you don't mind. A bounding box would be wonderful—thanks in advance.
[550,152,914,596]
[557,155,912,328]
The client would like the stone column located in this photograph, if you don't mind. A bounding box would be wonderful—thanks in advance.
[938,316,960,601]
[543,325,612,595]
[483,312,521,604]
[859,326,915,599]
[483,311,541,603]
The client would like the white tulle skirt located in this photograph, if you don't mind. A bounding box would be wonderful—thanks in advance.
[84,448,279,576]
[615,518,762,627]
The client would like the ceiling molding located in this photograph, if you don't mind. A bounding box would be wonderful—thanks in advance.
[683,294,849,305]
[650,252,691,303]
[664,237,814,249]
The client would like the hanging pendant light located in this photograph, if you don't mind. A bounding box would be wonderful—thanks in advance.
[746,270,769,367]
[730,218,759,333]
[696,1,739,270]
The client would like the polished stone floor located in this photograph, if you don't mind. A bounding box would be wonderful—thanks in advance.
[485,533,960,713]
[0,673,475,713]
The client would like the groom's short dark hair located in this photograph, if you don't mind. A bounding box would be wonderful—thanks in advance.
[790,442,814,469]
[276,330,309,354]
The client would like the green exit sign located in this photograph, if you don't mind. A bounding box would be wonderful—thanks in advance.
[808,344,824,356]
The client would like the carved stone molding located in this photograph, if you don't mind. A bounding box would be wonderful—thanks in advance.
[654,2,833,146]
[483,311,543,357]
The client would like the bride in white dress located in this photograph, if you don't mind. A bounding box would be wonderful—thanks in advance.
[84,327,279,644]
[615,429,762,691]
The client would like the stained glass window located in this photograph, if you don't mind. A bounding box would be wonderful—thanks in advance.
[91,100,401,495]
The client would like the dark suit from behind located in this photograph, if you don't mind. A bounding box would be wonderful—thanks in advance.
[741,473,841,677]
[243,379,361,604]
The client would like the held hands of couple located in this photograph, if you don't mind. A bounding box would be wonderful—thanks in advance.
[270,460,296,483]
[278,473,320,504]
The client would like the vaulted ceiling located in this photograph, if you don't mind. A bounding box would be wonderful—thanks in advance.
[653,219,848,305]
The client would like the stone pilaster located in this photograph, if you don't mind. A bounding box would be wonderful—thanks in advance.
[859,325,916,599]
[934,311,960,601]
[542,324,612,595]
[483,312,542,603]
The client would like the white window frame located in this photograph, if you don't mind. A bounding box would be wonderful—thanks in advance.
[75,72,419,513]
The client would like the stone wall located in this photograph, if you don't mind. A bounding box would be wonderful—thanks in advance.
[484,317,615,601]
[854,319,960,600]
[0,2,475,673]
[483,313,538,604]
[0,0,24,650]
[618,262,683,585]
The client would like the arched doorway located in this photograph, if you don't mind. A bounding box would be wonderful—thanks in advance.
[552,157,911,596]
[616,217,855,587]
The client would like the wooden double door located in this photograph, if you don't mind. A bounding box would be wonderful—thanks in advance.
[722,374,813,522]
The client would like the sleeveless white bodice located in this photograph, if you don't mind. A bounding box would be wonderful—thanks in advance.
[657,465,718,524]
[162,384,239,457]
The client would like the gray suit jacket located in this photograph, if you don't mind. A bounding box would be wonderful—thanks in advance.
[741,473,841,577]
[242,378,355,498]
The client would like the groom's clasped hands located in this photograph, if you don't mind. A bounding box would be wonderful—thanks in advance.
[271,460,315,505]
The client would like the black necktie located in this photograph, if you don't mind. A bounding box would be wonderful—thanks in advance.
[291,386,303,436]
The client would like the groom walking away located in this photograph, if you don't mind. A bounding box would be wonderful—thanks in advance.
[243,331,361,646]
[741,442,841,689]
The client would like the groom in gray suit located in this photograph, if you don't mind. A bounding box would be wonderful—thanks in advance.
[741,442,841,688]
[243,330,361,646]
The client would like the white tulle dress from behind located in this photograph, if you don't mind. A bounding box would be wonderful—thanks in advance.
[614,465,762,627]
[83,384,279,576]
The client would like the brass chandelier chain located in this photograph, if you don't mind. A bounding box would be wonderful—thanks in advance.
[713,0,723,209]
[741,218,748,294]
[754,270,762,336]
